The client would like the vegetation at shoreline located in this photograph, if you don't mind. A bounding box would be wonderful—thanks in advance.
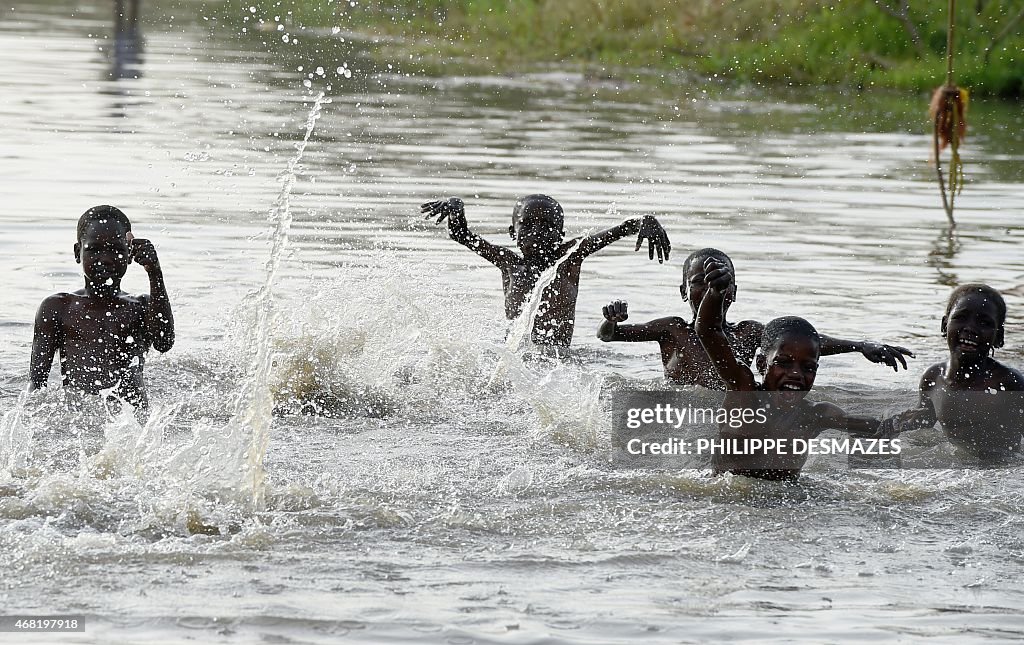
[251,0,1024,97]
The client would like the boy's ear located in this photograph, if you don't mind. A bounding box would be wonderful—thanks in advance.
[755,352,767,375]
[996,326,1005,348]
[74,242,82,264]
[679,285,687,301]
[940,315,948,336]
[508,225,515,240]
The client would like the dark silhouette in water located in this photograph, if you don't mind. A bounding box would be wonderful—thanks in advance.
[111,0,143,80]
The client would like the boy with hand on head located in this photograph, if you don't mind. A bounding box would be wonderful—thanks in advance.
[879,284,1024,459]
[695,257,879,480]
[422,195,670,347]
[29,205,174,414]
[599,247,914,388]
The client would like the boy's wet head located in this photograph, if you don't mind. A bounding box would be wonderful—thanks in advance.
[758,316,820,397]
[682,248,735,316]
[74,205,133,290]
[77,205,132,242]
[509,194,565,255]
[942,283,1006,356]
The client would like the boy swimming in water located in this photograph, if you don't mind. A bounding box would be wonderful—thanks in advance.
[879,284,1024,459]
[695,257,879,480]
[598,247,914,388]
[29,205,175,413]
[422,195,671,346]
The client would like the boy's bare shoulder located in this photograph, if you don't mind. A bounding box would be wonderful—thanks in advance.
[734,319,765,333]
[37,292,76,312]
[651,316,693,335]
[920,362,945,389]
[991,360,1024,390]
[732,319,765,342]
[807,400,844,419]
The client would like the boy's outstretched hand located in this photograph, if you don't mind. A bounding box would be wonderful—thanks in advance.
[602,300,629,323]
[421,197,469,237]
[860,342,915,371]
[703,256,733,294]
[634,215,671,263]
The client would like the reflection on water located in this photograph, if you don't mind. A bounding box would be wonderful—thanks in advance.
[111,0,142,81]
[1,0,1024,642]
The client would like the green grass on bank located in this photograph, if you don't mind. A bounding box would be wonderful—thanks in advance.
[248,0,1024,96]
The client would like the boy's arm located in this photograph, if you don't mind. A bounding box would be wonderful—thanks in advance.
[812,402,880,436]
[597,300,682,343]
[570,215,670,263]
[876,367,940,437]
[694,260,755,390]
[421,197,516,270]
[131,238,175,353]
[818,334,914,371]
[29,296,62,390]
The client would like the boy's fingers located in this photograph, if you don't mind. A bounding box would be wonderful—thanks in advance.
[895,352,908,370]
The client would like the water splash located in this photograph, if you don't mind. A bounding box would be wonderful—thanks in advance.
[0,393,32,477]
[488,238,583,387]
[196,91,329,511]
[484,238,607,451]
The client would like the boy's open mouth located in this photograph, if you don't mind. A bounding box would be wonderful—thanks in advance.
[777,381,807,401]
[956,336,982,352]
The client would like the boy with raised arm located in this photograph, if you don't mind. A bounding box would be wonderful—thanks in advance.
[422,195,670,346]
[695,257,879,480]
[29,205,174,413]
[599,247,913,388]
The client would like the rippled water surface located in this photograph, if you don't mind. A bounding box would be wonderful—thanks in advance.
[1,0,1024,642]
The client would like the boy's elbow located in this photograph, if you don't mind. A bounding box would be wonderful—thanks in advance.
[154,334,175,353]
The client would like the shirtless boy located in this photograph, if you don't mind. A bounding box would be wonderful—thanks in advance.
[422,195,670,346]
[29,205,174,412]
[880,284,1024,459]
[599,247,914,388]
[695,257,879,480]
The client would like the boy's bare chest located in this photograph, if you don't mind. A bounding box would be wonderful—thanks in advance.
[504,261,580,302]
[62,299,144,346]
[665,326,757,367]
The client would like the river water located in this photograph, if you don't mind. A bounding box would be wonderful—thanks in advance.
[1,0,1024,642]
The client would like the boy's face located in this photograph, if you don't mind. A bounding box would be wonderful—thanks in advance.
[75,221,131,286]
[681,258,735,317]
[760,333,820,401]
[943,292,1002,358]
[510,205,563,256]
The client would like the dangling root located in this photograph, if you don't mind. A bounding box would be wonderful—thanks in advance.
[929,84,968,227]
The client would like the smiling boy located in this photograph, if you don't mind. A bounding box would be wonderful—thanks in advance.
[695,257,878,479]
[421,195,670,346]
[880,284,1024,458]
[29,205,174,412]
